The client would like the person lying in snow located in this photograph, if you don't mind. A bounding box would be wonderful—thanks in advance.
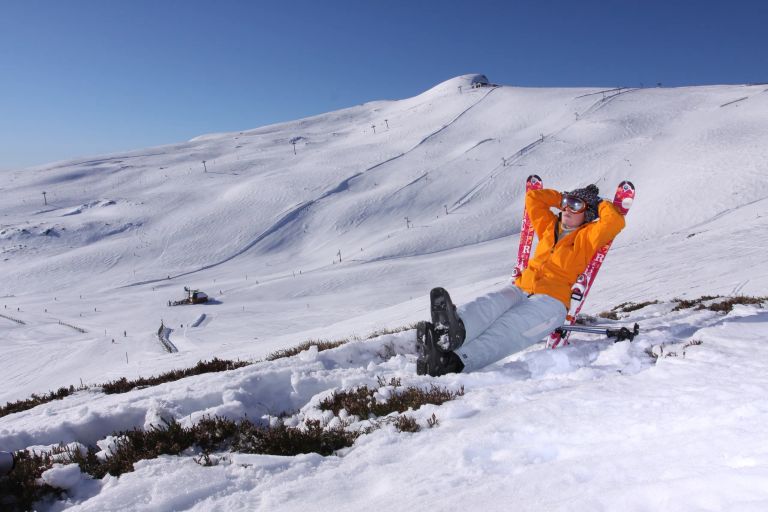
[416,184,626,376]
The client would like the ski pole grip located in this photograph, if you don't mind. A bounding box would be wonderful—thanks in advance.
[0,451,15,476]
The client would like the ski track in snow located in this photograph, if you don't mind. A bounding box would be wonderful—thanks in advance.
[122,86,498,288]
[450,87,641,212]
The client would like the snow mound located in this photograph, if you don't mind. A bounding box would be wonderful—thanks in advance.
[2,300,767,510]
[40,463,85,490]
[419,74,492,97]
[62,199,116,216]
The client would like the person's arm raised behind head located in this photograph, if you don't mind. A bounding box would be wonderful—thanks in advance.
[525,188,562,236]
[583,199,626,254]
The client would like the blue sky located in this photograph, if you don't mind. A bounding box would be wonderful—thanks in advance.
[1,0,766,170]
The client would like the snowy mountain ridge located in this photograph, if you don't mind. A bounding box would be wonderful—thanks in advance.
[1,74,768,510]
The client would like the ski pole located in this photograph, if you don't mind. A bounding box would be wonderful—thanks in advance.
[555,323,640,342]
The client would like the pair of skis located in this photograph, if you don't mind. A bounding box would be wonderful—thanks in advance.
[514,175,635,347]
[512,175,543,279]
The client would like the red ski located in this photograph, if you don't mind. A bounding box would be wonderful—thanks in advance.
[547,180,636,348]
[512,174,543,279]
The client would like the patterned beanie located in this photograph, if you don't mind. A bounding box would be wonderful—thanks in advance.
[565,184,600,223]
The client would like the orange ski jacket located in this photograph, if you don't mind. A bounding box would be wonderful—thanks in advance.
[515,188,626,309]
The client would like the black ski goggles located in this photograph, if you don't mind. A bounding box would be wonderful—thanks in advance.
[560,194,587,213]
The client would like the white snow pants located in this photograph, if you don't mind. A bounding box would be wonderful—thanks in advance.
[453,283,566,372]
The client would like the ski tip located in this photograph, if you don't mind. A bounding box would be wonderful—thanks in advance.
[618,180,635,191]
[614,180,636,214]
[525,174,544,190]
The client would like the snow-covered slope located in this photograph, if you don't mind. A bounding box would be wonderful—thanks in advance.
[1,75,767,510]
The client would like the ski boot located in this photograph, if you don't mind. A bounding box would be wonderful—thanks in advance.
[430,287,466,352]
[416,321,464,377]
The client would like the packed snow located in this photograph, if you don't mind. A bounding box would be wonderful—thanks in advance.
[1,74,767,510]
